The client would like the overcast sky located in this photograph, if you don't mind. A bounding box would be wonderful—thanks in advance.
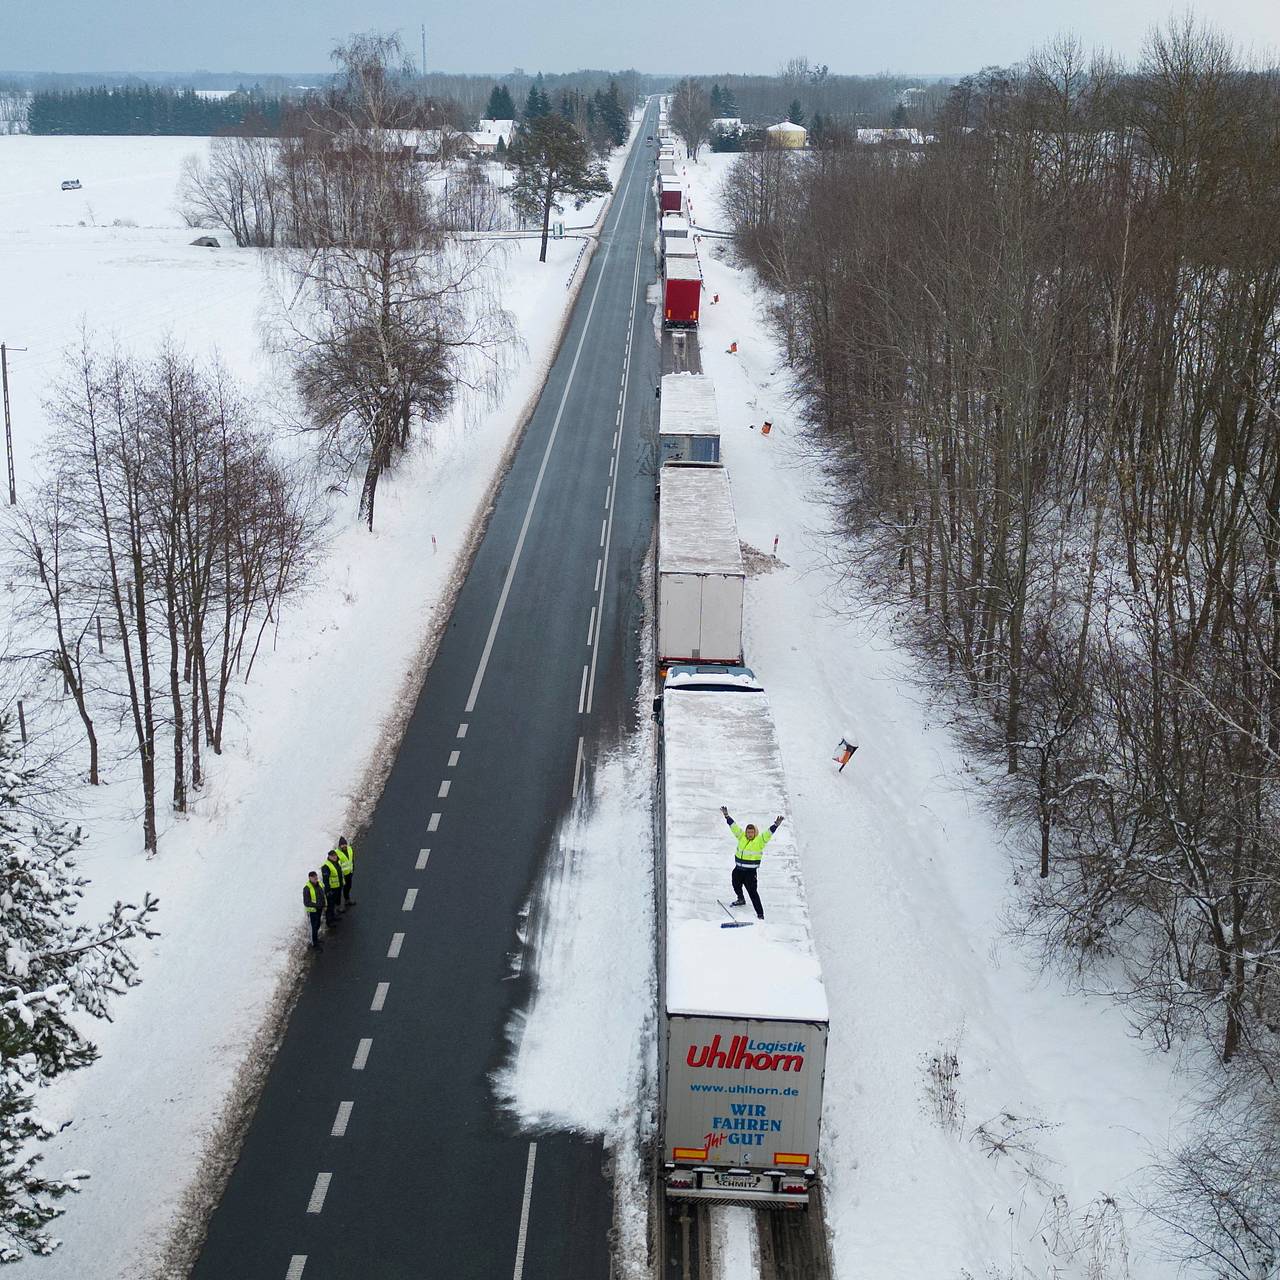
[6,0,1278,76]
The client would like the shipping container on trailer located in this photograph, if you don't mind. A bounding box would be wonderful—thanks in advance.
[663,256,701,328]
[658,372,720,465]
[654,665,829,1206]
[657,463,742,665]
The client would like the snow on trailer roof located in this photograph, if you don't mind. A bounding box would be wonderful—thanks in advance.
[659,465,742,577]
[665,257,701,282]
[660,372,719,440]
[662,670,828,1023]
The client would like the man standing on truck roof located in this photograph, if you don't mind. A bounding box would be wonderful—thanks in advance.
[721,806,784,920]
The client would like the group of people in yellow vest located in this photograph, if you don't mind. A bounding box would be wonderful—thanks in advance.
[302,837,356,951]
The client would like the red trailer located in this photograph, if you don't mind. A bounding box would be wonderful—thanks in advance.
[660,177,684,214]
[663,257,701,328]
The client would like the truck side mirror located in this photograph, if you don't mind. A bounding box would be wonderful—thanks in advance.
[652,697,663,722]
[655,384,661,399]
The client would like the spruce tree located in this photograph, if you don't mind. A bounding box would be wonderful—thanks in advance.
[787,98,805,126]
[0,718,157,1261]
[509,113,611,261]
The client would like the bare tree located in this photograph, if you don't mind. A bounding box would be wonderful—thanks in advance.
[669,78,713,162]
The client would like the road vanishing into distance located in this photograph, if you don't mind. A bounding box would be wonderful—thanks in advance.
[194,98,661,1280]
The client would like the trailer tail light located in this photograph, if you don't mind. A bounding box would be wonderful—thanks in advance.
[673,1147,707,1161]
[774,1152,809,1166]
[780,1179,808,1195]
[666,309,672,319]
[669,1173,695,1190]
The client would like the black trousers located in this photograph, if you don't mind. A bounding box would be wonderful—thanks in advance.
[324,886,341,926]
[732,865,764,919]
[342,872,354,905]
[308,911,322,945]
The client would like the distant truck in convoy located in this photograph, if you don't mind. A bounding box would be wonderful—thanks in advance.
[658,372,720,465]
[657,463,743,667]
[663,256,701,328]
[660,177,684,214]
[654,665,829,1206]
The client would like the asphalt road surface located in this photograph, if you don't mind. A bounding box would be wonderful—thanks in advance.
[192,100,662,1280]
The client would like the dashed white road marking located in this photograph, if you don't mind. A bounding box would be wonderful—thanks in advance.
[599,519,607,546]
[573,736,587,798]
[402,888,418,911]
[331,1101,353,1137]
[371,982,389,1012]
[427,813,441,832]
[438,780,451,798]
[286,1256,307,1280]
[456,722,469,739]
[605,486,611,510]
[594,559,602,591]
[461,146,640,717]
[306,1172,332,1215]
[388,932,404,958]
[587,606,596,645]
[511,1142,538,1280]
[352,1038,372,1070]
[578,665,589,714]
[416,848,431,870]
[448,750,461,767]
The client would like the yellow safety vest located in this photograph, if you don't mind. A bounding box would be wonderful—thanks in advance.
[339,842,355,869]
[334,847,353,876]
[731,824,772,867]
[323,860,342,889]
[304,882,320,912]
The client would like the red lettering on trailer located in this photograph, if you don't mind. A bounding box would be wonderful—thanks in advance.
[685,1034,805,1072]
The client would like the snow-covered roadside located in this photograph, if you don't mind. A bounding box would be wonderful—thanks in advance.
[676,152,1200,1279]
[1,126,639,1279]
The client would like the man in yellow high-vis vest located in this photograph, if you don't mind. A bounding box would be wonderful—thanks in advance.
[321,852,344,928]
[303,871,325,950]
[335,836,356,908]
[721,805,784,920]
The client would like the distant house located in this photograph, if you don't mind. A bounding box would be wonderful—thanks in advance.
[710,117,742,137]
[855,127,928,147]
[765,121,807,149]
[465,119,515,157]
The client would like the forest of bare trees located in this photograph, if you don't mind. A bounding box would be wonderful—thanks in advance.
[724,21,1280,1276]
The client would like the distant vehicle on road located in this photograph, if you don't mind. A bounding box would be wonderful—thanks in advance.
[647,134,654,142]
[60,179,82,191]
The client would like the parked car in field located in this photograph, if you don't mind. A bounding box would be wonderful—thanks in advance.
[60,179,82,191]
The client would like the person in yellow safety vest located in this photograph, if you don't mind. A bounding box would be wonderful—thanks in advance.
[720,805,784,920]
[304,871,325,950]
[334,836,356,908]
[321,852,344,928]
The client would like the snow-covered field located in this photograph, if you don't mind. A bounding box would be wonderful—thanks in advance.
[0,126,635,1277]
[498,142,1203,1280]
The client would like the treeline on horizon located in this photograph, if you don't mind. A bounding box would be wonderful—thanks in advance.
[27,85,287,135]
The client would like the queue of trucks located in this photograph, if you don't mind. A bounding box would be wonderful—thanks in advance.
[657,129,703,328]
[650,105,830,1209]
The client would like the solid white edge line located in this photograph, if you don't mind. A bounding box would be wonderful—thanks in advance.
[371,981,389,1012]
[402,887,418,911]
[388,931,405,958]
[511,1141,539,1280]
[286,1256,307,1280]
[306,1171,332,1215]
[352,1038,372,1070]
[331,1101,353,1137]
[416,848,431,870]
[463,137,641,717]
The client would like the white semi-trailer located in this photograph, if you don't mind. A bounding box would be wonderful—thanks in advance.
[658,372,719,464]
[658,464,744,666]
[655,665,829,1206]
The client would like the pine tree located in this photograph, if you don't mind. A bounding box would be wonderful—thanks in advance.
[509,113,611,262]
[486,83,515,120]
[0,718,157,1262]
[787,98,805,126]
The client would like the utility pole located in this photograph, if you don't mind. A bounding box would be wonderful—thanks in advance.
[421,23,427,78]
[2,341,25,505]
